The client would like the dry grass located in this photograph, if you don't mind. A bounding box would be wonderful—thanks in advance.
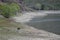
[0,18,23,30]
[0,18,13,27]
[0,18,24,36]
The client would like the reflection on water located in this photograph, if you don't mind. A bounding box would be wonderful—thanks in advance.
[26,14,60,35]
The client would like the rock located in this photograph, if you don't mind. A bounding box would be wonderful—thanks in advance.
[0,15,4,18]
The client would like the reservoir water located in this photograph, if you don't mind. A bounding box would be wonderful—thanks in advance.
[26,14,60,35]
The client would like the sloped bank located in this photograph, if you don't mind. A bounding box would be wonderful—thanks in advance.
[11,11,60,40]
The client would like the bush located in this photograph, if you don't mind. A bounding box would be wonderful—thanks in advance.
[0,3,20,18]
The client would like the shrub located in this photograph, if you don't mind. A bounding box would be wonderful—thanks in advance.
[0,3,20,18]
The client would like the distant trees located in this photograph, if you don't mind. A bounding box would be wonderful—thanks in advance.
[23,0,60,10]
[0,0,16,2]
[0,3,20,18]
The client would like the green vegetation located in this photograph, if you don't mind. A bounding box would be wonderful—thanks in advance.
[0,3,20,18]
[23,0,60,10]
[0,0,60,10]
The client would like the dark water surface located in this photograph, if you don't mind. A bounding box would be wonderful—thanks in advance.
[26,14,60,35]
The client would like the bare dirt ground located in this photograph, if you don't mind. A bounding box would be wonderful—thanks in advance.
[0,24,60,40]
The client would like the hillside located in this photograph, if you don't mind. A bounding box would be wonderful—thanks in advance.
[0,0,60,11]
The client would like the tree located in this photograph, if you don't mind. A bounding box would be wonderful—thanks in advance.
[23,0,60,10]
[0,3,20,18]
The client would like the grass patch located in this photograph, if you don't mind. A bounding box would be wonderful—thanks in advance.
[0,18,25,37]
[0,18,23,30]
